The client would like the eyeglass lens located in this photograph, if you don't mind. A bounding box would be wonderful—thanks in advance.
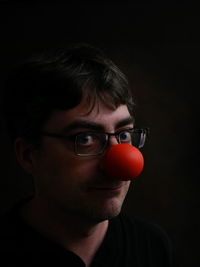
[75,133,107,155]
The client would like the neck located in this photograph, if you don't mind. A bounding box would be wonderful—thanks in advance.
[20,196,109,267]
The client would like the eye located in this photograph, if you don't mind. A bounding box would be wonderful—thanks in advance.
[119,130,132,143]
[76,133,97,146]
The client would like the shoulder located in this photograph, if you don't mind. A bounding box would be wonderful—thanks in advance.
[0,209,20,242]
[0,210,14,233]
[126,214,170,236]
[119,213,173,248]
[112,214,177,266]
[0,201,31,250]
[0,197,33,236]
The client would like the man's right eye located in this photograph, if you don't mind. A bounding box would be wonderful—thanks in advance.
[77,133,96,146]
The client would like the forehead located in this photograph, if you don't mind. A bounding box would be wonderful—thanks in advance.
[43,99,133,131]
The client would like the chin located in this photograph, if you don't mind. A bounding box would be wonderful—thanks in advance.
[83,183,130,221]
[85,198,124,223]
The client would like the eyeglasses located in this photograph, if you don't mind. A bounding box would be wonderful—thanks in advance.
[40,128,149,157]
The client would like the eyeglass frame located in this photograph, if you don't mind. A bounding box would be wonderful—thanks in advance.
[39,127,149,157]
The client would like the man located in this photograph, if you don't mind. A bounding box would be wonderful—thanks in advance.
[1,44,176,266]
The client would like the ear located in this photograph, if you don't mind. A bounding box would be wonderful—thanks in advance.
[14,137,37,175]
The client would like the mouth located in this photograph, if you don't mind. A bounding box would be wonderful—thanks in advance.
[92,185,122,190]
[87,183,125,194]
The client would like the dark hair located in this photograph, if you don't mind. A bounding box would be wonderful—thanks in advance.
[2,43,134,145]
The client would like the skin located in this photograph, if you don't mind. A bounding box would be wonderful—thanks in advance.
[15,98,134,266]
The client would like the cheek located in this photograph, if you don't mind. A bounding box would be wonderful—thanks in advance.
[33,150,100,194]
[56,155,99,180]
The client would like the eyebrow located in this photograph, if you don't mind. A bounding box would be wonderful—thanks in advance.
[115,116,134,129]
[61,116,134,133]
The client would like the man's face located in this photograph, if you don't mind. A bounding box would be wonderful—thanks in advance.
[31,99,134,223]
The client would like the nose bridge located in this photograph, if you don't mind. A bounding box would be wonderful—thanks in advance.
[107,133,119,146]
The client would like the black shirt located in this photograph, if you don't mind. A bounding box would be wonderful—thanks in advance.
[0,205,176,267]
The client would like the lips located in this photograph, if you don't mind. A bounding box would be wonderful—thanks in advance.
[87,182,125,192]
[91,185,122,190]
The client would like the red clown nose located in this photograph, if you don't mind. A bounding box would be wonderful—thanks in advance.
[102,144,144,181]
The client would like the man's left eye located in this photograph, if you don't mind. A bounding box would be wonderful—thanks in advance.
[119,131,132,142]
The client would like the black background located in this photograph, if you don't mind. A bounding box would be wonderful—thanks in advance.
[0,2,200,266]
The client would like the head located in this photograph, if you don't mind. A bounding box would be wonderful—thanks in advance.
[3,43,135,223]
[3,43,134,146]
